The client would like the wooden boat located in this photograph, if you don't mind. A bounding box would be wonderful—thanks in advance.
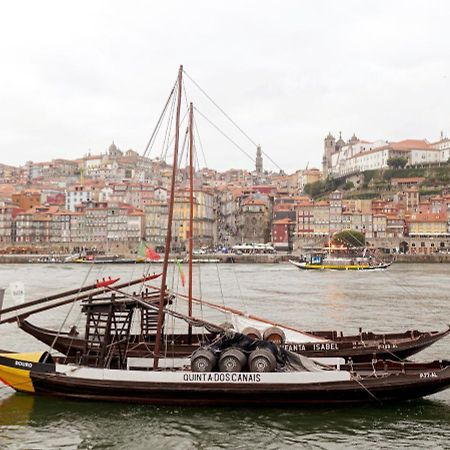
[290,244,392,271]
[289,258,391,271]
[16,313,450,364]
[1,66,449,407]
[4,274,448,364]
[2,284,450,406]
[73,255,145,264]
[1,347,450,406]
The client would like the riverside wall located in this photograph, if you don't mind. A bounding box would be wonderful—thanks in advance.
[394,254,450,263]
[1,253,450,264]
[0,253,291,264]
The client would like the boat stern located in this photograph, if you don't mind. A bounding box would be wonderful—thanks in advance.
[0,352,54,393]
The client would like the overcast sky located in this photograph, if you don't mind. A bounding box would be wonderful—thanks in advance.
[1,1,449,173]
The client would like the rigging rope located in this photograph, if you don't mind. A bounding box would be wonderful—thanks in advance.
[43,263,95,362]
[160,88,177,161]
[184,69,283,171]
[351,374,382,404]
[194,107,255,164]
[142,77,178,159]
[163,108,190,164]
[231,263,248,316]
[215,262,228,323]
[193,114,208,168]
[178,126,189,171]
[338,231,426,307]
[183,69,258,148]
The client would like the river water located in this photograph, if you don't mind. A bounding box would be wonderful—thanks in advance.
[0,263,449,449]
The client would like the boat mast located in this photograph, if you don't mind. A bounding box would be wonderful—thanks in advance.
[153,65,183,369]
[188,102,194,343]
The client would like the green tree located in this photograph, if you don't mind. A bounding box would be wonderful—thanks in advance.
[363,170,376,184]
[343,181,354,191]
[303,176,341,199]
[303,180,323,197]
[387,156,408,169]
[332,230,365,248]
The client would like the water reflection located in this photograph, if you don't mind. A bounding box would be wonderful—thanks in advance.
[1,393,450,449]
[323,281,347,322]
[0,394,34,426]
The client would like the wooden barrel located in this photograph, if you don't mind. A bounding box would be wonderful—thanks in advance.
[219,348,247,373]
[263,326,286,345]
[241,326,262,340]
[248,348,277,373]
[191,348,217,372]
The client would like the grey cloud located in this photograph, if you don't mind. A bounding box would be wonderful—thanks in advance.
[0,0,449,171]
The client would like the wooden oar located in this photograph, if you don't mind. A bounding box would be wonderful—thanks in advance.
[0,277,120,317]
[0,274,161,325]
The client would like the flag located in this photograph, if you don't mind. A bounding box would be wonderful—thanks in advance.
[9,281,25,305]
[138,241,161,261]
[176,260,185,287]
[145,246,161,261]
[138,241,147,258]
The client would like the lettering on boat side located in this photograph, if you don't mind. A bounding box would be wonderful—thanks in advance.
[183,373,262,383]
[312,343,338,351]
[377,343,399,350]
[283,343,339,352]
[284,344,306,352]
[419,372,437,378]
[15,361,32,369]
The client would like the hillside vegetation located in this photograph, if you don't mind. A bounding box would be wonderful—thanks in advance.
[303,163,450,200]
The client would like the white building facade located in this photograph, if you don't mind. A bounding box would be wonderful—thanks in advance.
[326,133,445,178]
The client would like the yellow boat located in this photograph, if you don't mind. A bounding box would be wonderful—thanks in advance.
[0,352,54,394]
[289,258,391,271]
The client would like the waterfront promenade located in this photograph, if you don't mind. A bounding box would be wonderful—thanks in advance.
[1,253,450,264]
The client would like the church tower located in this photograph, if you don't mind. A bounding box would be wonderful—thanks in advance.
[336,131,345,150]
[349,133,359,145]
[108,141,123,159]
[256,145,263,175]
[322,133,336,177]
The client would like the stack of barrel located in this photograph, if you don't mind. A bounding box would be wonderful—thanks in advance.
[191,326,286,373]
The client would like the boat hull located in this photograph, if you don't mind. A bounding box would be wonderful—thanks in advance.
[2,353,450,406]
[289,260,391,271]
[28,365,450,406]
[0,352,55,393]
[19,320,450,363]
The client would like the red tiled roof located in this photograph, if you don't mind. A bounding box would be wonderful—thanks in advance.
[408,212,447,223]
[391,177,425,183]
[243,198,268,206]
[391,139,431,150]
[273,217,294,225]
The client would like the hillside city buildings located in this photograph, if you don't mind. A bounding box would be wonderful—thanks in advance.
[1,133,450,256]
[323,132,450,178]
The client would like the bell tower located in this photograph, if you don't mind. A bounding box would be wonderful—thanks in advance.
[323,132,336,177]
[256,145,263,175]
